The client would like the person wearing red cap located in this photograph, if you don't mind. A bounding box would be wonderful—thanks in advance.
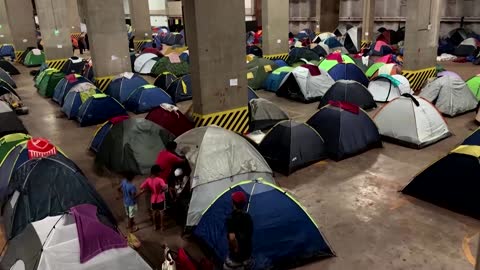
[224,191,253,270]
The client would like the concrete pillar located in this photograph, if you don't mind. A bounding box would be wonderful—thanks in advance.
[128,0,152,40]
[184,0,249,132]
[84,0,130,78]
[361,0,375,41]
[319,0,339,33]
[5,0,37,51]
[66,0,82,34]
[0,0,14,45]
[262,0,289,55]
[403,0,441,70]
[255,0,262,28]
[35,0,72,60]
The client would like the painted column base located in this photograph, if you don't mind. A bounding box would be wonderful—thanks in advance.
[46,58,69,70]
[402,67,437,92]
[263,53,289,62]
[134,39,152,52]
[94,76,115,91]
[191,106,249,134]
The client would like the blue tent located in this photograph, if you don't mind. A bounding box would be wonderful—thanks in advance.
[0,45,15,60]
[323,37,343,49]
[61,83,98,119]
[462,129,480,146]
[90,121,117,153]
[307,103,381,160]
[273,60,288,67]
[125,85,174,114]
[179,52,189,63]
[328,63,370,87]
[53,75,91,105]
[194,180,334,270]
[77,94,128,127]
[166,74,192,103]
[105,73,148,104]
[263,67,293,92]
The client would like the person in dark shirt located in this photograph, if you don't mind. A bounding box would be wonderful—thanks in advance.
[224,191,253,270]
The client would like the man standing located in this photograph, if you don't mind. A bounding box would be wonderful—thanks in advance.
[224,191,254,270]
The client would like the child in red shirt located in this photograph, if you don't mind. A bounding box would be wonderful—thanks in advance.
[138,165,168,231]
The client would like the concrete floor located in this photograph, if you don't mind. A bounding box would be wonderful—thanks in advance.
[7,60,480,269]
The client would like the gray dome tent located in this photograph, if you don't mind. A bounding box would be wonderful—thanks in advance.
[419,76,477,117]
[175,126,275,226]
[249,98,289,131]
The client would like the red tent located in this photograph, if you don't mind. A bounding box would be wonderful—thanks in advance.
[145,104,194,137]
[376,54,394,64]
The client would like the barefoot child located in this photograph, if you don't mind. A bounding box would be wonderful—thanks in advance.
[118,173,139,233]
[138,165,168,231]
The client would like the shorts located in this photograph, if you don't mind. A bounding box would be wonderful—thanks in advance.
[124,204,138,218]
[151,201,166,211]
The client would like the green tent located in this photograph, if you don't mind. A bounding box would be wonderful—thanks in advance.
[247,58,278,90]
[318,59,339,71]
[23,50,46,67]
[0,133,31,165]
[467,75,480,100]
[37,70,65,98]
[35,68,58,87]
[95,118,176,175]
[151,57,189,77]
[365,63,386,78]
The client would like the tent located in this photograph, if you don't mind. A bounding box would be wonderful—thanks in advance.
[1,204,152,270]
[154,72,178,90]
[249,98,289,132]
[277,65,335,103]
[4,153,116,238]
[247,58,278,90]
[259,120,327,175]
[344,26,362,53]
[37,70,65,98]
[61,56,86,75]
[53,74,92,105]
[0,44,15,59]
[246,45,263,57]
[319,80,376,110]
[0,79,18,97]
[175,126,275,226]
[438,70,462,80]
[77,94,128,127]
[194,180,334,270]
[0,68,16,88]
[89,116,129,153]
[62,82,98,119]
[467,75,480,100]
[0,133,30,164]
[307,102,382,160]
[0,85,21,110]
[273,59,288,67]
[368,74,412,102]
[374,94,450,148]
[134,53,158,74]
[105,72,149,104]
[313,32,336,43]
[447,27,473,46]
[0,112,28,138]
[323,37,344,51]
[307,44,328,58]
[287,47,320,66]
[296,29,316,41]
[376,29,400,45]
[369,63,401,79]
[23,49,45,67]
[0,101,11,113]
[95,118,175,175]
[365,62,385,78]
[402,129,480,219]
[34,68,56,88]
[0,60,20,75]
[328,63,370,87]
[125,84,174,114]
[419,76,477,117]
[0,138,65,201]
[369,41,393,56]
[263,66,294,92]
[454,38,479,56]
[151,56,189,77]
[166,74,192,103]
[145,104,194,137]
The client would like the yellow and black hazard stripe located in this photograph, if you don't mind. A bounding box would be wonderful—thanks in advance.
[263,53,289,62]
[402,67,437,92]
[15,51,24,62]
[134,39,152,52]
[46,58,69,70]
[94,76,114,92]
[360,40,371,50]
[71,32,82,40]
[191,106,249,134]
